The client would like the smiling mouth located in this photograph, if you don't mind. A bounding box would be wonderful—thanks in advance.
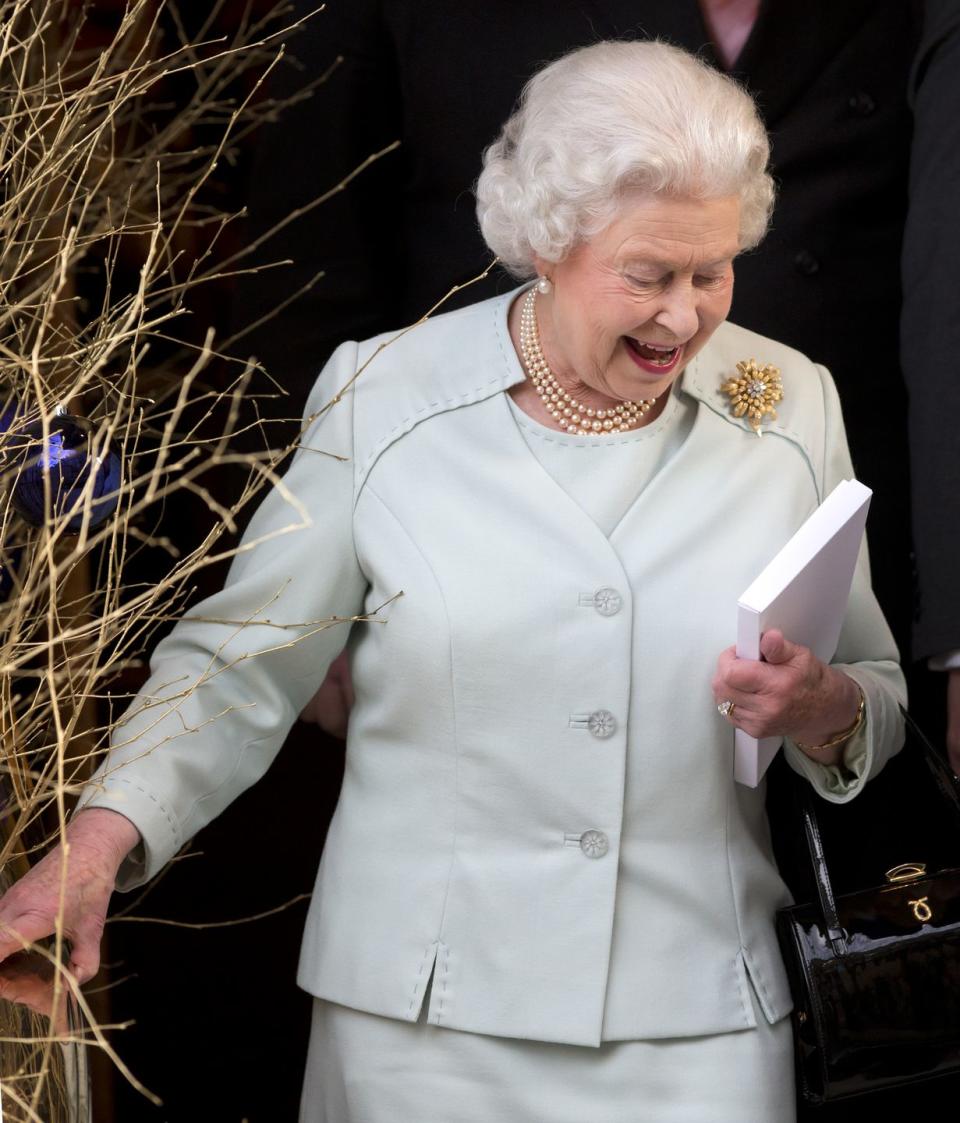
[624,337,682,368]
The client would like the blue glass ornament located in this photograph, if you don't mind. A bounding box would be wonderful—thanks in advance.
[11,413,122,533]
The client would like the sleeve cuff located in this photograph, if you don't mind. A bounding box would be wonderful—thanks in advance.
[74,775,184,892]
[928,649,960,671]
[782,665,903,803]
[784,722,869,799]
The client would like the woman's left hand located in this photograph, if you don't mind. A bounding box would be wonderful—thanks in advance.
[712,629,862,762]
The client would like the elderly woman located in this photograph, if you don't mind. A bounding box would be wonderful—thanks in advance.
[0,40,904,1122]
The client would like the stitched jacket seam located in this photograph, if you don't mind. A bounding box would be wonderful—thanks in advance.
[84,774,182,848]
[353,299,521,502]
[363,483,461,947]
[721,784,754,1026]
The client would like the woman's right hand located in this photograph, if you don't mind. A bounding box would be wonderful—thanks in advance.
[299,649,354,740]
[0,807,140,1021]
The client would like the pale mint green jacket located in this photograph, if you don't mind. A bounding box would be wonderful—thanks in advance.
[79,288,905,1047]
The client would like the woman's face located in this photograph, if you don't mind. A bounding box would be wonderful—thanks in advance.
[533,193,741,405]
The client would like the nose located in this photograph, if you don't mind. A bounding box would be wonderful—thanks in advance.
[653,281,699,341]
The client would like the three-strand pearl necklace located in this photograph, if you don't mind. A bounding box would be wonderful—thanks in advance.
[518,286,656,435]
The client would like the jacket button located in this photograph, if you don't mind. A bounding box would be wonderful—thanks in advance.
[580,830,609,858]
[848,91,877,117]
[588,710,617,738]
[793,250,820,276]
[593,587,622,616]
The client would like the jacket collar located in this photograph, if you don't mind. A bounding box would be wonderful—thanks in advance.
[361,285,790,446]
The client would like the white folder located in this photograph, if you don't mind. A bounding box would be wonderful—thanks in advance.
[733,479,872,787]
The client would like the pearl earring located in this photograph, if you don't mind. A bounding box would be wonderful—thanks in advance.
[536,275,553,295]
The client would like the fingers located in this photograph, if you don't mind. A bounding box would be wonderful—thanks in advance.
[0,909,98,984]
[712,635,805,738]
[0,967,61,1024]
[0,910,56,965]
[66,914,104,984]
[0,951,78,1033]
[712,651,772,702]
[759,628,784,662]
[67,951,100,985]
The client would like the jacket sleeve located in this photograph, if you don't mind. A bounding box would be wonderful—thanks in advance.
[902,0,960,660]
[76,341,368,888]
[782,363,907,803]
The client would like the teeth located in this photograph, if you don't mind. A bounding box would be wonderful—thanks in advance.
[626,337,679,364]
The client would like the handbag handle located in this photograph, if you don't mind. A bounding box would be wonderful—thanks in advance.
[796,706,960,957]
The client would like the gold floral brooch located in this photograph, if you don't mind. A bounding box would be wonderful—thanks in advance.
[720,359,783,436]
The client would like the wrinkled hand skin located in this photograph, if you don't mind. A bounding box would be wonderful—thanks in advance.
[948,668,960,777]
[0,808,140,1027]
[712,629,861,767]
[299,649,354,740]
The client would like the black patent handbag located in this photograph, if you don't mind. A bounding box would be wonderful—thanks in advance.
[775,709,960,1104]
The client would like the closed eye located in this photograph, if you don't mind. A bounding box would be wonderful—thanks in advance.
[625,273,667,289]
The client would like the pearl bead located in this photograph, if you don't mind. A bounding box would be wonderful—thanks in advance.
[517,286,655,437]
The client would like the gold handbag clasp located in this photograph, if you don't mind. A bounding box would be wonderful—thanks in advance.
[885,864,933,923]
[885,862,927,884]
[909,897,933,923]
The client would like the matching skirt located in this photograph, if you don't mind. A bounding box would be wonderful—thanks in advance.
[299,985,796,1123]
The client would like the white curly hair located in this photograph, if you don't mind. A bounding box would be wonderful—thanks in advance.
[476,40,775,277]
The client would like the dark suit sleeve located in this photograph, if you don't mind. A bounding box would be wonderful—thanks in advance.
[901,0,960,660]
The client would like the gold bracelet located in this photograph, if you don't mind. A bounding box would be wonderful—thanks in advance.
[794,686,865,753]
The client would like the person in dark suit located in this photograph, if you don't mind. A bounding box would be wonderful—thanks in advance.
[902,0,960,766]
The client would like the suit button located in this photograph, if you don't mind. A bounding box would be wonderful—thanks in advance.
[848,91,877,117]
[793,250,820,276]
[593,587,622,616]
[588,710,617,738]
[580,830,609,858]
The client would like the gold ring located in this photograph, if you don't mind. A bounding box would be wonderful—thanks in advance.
[717,700,736,718]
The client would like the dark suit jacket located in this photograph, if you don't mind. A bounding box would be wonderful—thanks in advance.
[903,0,960,661]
